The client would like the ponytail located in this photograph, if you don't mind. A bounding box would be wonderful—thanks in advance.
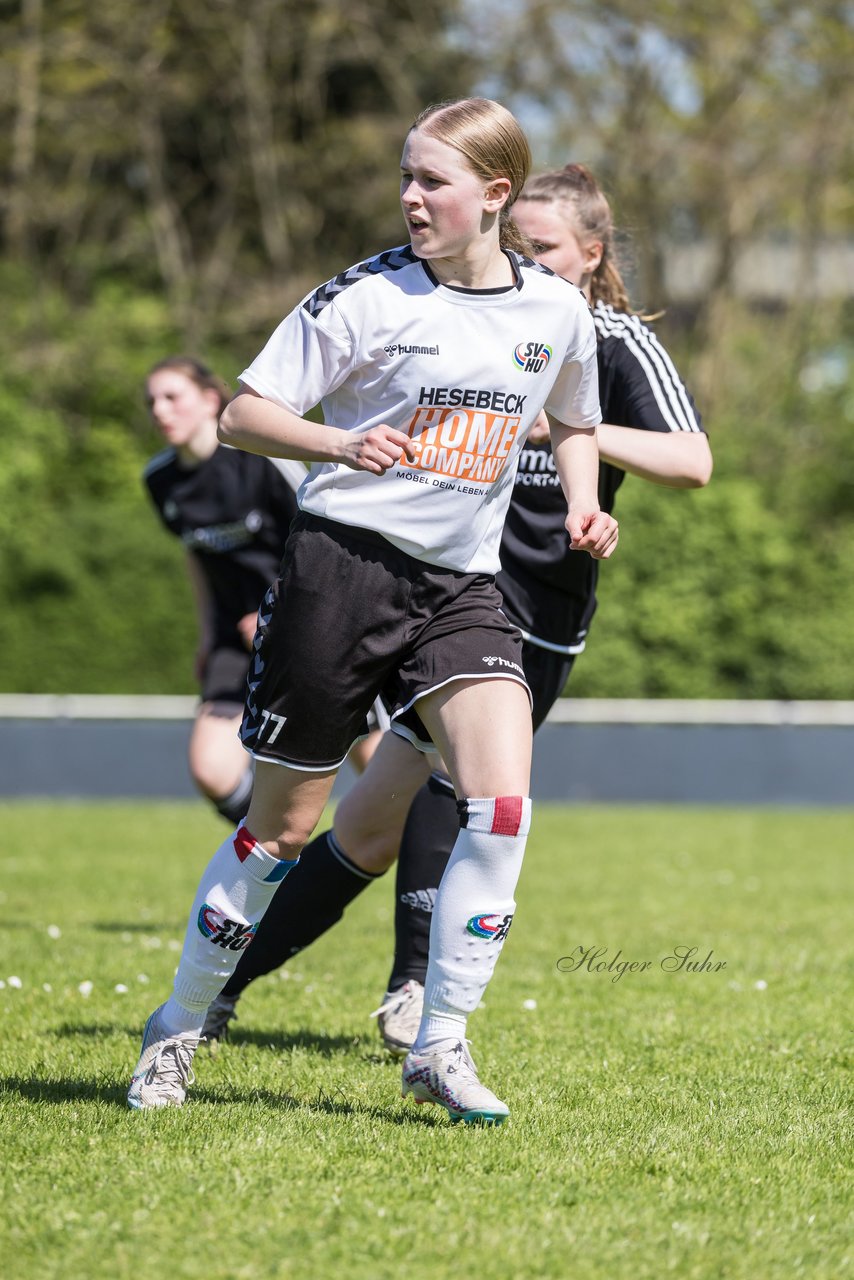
[499,209,535,256]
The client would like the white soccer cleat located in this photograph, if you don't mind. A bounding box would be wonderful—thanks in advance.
[127,1006,201,1110]
[401,1038,509,1125]
[370,980,424,1057]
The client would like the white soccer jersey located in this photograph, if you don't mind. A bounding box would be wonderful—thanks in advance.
[239,246,600,574]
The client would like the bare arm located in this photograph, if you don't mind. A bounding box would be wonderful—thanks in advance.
[597,422,713,488]
[236,612,259,652]
[548,418,619,560]
[218,386,416,475]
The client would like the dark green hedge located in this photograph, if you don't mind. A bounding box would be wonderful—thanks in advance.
[1,278,851,699]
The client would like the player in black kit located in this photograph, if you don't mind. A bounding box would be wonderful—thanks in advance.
[372,164,712,1048]
[202,162,712,1057]
[143,357,303,824]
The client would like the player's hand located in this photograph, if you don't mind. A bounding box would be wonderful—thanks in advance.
[237,612,258,652]
[340,424,417,475]
[566,509,619,560]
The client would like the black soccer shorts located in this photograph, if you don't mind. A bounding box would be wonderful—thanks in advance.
[520,642,576,733]
[200,644,250,707]
[239,514,530,770]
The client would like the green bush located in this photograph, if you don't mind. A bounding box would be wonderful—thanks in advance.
[571,479,854,699]
[0,496,197,694]
[1,279,852,699]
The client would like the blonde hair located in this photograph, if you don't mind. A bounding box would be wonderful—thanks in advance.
[518,164,633,312]
[410,98,533,254]
[146,356,231,416]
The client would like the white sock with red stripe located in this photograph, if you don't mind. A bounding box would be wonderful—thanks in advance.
[413,796,531,1053]
[159,825,298,1035]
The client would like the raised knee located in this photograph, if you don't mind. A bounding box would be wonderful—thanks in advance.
[341,834,397,875]
[240,814,317,862]
[333,800,396,871]
[189,749,243,800]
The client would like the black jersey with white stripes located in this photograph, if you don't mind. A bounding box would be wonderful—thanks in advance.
[496,302,704,653]
[143,446,303,645]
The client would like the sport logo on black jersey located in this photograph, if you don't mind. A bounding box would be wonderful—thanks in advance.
[513,342,553,373]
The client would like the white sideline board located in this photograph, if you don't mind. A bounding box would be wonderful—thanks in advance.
[0,694,853,726]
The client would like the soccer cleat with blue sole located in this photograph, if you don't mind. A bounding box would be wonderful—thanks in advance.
[401,1038,509,1125]
[127,1005,202,1110]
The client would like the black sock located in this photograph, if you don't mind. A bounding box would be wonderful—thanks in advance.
[213,767,254,825]
[223,829,383,997]
[387,771,458,992]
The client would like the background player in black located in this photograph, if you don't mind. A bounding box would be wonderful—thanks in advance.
[144,357,303,824]
[372,163,712,1048]
[202,163,711,1055]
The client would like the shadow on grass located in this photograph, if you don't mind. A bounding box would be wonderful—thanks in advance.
[0,1074,442,1126]
[226,1026,366,1057]
[56,1022,134,1038]
[194,1082,443,1126]
[55,1022,391,1063]
[0,1073,129,1107]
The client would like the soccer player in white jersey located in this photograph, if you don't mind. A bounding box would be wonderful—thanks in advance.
[127,98,618,1123]
[201,163,712,1058]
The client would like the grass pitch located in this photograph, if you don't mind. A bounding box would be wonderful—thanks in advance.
[0,801,850,1279]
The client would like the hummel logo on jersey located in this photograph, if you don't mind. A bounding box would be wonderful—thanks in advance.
[513,341,553,373]
[482,655,524,675]
[197,904,258,951]
[384,343,440,357]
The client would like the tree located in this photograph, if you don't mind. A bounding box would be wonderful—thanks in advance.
[0,0,473,344]
[459,1,854,405]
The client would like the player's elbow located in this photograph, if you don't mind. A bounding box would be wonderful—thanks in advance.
[219,386,263,445]
[217,400,240,444]
[683,463,712,489]
[683,435,713,488]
